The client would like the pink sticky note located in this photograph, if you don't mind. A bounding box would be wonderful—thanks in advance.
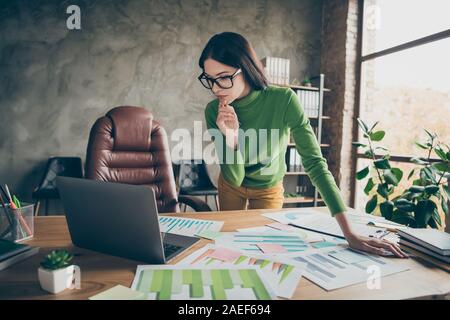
[267,222,292,231]
[257,243,288,254]
[208,247,241,262]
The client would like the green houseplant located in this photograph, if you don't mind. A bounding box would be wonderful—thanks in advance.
[353,119,450,228]
[38,249,79,294]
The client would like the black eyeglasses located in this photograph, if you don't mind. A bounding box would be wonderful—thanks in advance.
[198,68,242,90]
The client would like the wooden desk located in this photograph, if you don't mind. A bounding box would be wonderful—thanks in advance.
[1,208,449,300]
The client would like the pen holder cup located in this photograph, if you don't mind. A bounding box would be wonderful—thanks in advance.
[0,203,34,242]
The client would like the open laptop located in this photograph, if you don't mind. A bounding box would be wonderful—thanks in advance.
[56,176,199,264]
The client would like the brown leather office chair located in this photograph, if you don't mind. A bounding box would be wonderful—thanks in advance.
[85,106,211,213]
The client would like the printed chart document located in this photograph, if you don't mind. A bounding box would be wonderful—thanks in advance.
[287,246,409,291]
[263,211,386,239]
[131,265,276,300]
[215,232,310,254]
[176,244,305,299]
[159,216,223,237]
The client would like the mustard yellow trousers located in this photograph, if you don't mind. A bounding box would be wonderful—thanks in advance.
[218,174,284,210]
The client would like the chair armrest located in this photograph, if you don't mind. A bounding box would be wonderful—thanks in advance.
[178,195,212,212]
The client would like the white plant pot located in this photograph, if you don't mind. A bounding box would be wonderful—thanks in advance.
[38,265,76,294]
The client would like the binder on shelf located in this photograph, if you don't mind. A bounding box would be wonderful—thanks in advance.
[261,57,290,85]
[289,148,296,172]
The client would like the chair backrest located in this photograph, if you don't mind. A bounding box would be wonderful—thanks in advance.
[177,159,217,194]
[35,157,83,198]
[84,106,179,213]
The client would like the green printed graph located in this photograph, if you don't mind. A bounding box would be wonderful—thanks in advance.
[134,268,272,300]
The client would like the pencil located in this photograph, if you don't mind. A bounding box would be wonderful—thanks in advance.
[0,193,13,226]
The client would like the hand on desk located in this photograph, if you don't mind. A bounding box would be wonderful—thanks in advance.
[335,212,409,258]
[346,233,409,258]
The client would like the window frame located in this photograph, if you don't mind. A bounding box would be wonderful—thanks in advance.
[350,0,450,207]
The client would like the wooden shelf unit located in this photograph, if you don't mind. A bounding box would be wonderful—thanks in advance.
[280,74,330,208]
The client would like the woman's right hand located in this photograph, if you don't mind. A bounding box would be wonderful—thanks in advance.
[216,99,240,149]
[216,99,239,134]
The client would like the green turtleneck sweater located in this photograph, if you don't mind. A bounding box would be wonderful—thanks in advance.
[204,85,346,216]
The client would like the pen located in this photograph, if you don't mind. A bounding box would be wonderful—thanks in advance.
[4,184,18,210]
[4,185,32,236]
[0,193,13,227]
[13,195,21,208]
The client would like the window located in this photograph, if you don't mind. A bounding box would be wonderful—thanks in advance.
[353,0,450,210]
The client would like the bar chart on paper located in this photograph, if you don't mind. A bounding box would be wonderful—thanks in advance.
[158,216,224,237]
[132,266,275,300]
[178,244,304,298]
[215,232,309,254]
[287,247,409,291]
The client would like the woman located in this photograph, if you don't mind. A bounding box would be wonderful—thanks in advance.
[198,32,407,258]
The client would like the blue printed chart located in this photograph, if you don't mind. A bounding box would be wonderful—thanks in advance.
[287,247,409,291]
[215,232,310,255]
[159,216,224,237]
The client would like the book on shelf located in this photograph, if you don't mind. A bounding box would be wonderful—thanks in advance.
[297,90,319,118]
[261,57,290,85]
[286,147,303,172]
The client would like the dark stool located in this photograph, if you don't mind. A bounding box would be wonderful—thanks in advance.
[176,159,219,211]
[33,157,83,215]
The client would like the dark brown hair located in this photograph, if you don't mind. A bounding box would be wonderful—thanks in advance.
[198,32,268,90]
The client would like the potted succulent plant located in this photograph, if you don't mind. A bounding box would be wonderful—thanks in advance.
[302,76,312,87]
[38,249,79,294]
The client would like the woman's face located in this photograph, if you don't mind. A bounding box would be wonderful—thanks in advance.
[203,58,250,104]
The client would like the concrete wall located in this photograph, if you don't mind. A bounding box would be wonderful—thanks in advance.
[0,0,323,210]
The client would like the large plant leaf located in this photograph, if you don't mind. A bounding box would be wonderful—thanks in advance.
[424,129,437,140]
[369,121,379,133]
[356,166,370,180]
[394,198,415,212]
[377,183,389,198]
[383,169,399,186]
[352,142,367,148]
[357,118,369,134]
[410,157,429,166]
[370,131,385,142]
[435,147,448,161]
[374,158,391,169]
[407,168,416,180]
[442,185,450,201]
[391,168,403,183]
[414,200,436,228]
[441,197,449,216]
[424,185,439,195]
[430,209,442,228]
[380,201,394,220]
[432,162,450,173]
[415,142,428,150]
[365,195,378,214]
[391,210,415,227]
[364,178,375,195]
[409,185,425,193]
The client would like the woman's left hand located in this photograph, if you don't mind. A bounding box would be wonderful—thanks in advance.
[346,233,409,258]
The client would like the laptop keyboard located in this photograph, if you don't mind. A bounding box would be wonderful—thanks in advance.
[163,243,183,257]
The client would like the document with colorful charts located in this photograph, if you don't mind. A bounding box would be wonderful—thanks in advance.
[176,244,306,299]
[262,210,387,239]
[131,265,276,300]
[158,216,224,237]
[285,246,409,291]
[213,230,346,256]
[214,231,311,255]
